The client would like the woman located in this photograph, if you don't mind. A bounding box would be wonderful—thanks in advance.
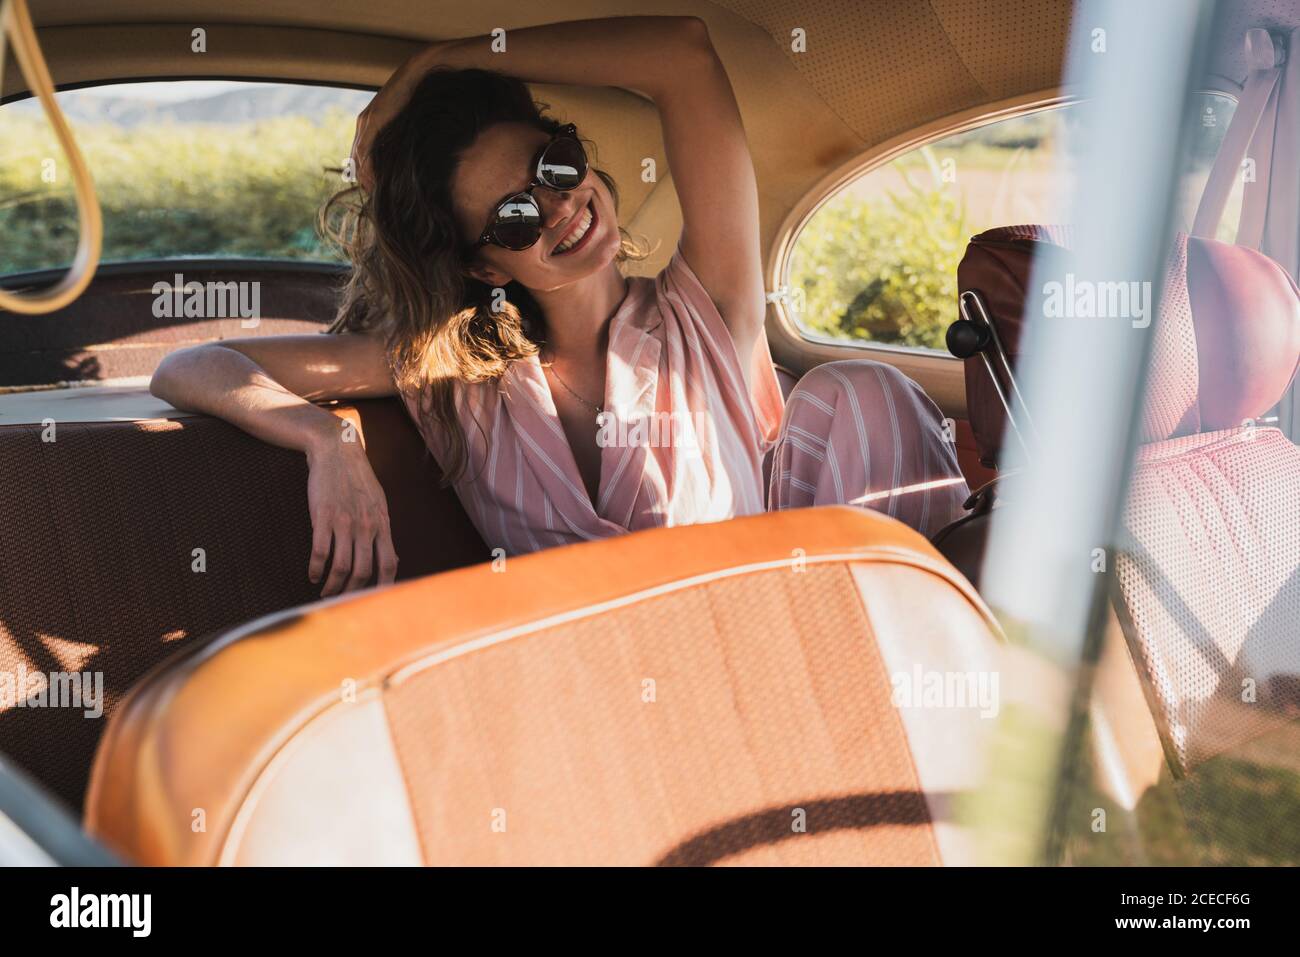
[151,16,968,597]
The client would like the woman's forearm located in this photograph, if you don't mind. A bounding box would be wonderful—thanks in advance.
[153,342,401,596]
[412,16,713,101]
[151,345,344,459]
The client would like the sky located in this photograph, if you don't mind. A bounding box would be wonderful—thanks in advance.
[71,80,258,102]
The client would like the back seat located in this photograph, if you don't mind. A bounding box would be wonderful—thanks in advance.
[0,390,488,811]
[0,358,805,812]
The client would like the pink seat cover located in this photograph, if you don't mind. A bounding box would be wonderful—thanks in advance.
[1118,235,1300,772]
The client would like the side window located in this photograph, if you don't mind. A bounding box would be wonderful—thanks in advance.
[0,80,371,277]
[784,92,1242,354]
[784,104,1081,353]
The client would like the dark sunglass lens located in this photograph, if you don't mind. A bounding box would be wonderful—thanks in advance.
[538,136,587,190]
[493,196,543,249]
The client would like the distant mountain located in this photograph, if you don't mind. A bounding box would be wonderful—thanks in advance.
[9,84,373,128]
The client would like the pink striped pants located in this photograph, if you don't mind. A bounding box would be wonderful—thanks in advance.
[766,360,970,539]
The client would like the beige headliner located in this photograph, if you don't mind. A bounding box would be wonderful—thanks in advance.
[5,1,1078,410]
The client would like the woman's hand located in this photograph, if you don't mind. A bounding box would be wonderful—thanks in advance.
[350,42,451,190]
[305,436,399,596]
[150,336,402,598]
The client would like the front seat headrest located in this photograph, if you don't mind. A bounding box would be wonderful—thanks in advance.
[954,225,1074,468]
[955,227,1300,458]
[1140,234,1300,442]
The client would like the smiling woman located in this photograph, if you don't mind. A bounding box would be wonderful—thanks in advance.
[320,66,651,493]
[141,15,972,602]
[299,18,967,565]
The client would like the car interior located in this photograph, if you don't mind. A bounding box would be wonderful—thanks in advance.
[1,0,1297,868]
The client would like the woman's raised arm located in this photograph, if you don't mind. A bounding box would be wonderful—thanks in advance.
[352,17,764,354]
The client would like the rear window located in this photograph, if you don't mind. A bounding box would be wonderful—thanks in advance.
[0,80,371,277]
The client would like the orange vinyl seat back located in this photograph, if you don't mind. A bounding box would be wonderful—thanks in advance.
[86,507,1004,866]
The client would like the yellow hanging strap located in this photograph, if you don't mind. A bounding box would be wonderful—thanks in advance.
[0,0,102,314]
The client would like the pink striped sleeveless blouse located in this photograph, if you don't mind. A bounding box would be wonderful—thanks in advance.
[402,246,786,555]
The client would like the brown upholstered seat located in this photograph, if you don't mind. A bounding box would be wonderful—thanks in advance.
[0,358,825,816]
[0,396,487,812]
[85,506,1005,866]
[932,225,1075,588]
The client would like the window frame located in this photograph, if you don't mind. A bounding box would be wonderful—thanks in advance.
[764,80,1242,371]
[0,74,377,110]
[765,90,1081,367]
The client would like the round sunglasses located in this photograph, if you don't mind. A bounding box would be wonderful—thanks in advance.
[470,124,590,252]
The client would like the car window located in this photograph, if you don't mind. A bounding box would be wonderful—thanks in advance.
[785,92,1241,354]
[0,80,371,277]
[785,104,1084,353]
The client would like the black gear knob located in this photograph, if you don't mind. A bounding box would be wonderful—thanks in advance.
[946,318,990,359]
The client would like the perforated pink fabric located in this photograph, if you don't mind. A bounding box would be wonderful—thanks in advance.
[1139,234,1201,443]
[1115,426,1300,772]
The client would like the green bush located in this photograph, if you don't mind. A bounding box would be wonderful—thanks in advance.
[788,164,967,351]
[0,110,356,275]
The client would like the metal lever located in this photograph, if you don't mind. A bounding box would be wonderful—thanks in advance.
[948,290,1036,460]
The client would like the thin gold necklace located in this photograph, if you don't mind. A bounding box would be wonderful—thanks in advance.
[539,346,603,416]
